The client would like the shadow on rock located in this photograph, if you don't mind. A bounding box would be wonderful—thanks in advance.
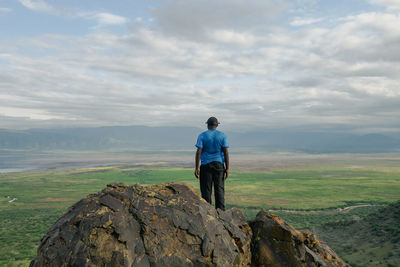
[30,183,251,266]
[31,182,347,267]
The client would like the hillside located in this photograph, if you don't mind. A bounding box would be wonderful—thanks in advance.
[0,126,200,150]
[315,201,400,267]
[1,126,400,153]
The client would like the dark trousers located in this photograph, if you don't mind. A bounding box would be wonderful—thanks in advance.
[200,161,225,211]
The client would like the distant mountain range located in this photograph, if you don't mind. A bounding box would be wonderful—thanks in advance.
[0,126,400,153]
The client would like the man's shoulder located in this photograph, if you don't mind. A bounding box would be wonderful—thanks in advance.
[198,130,208,136]
[198,130,227,137]
[215,130,227,137]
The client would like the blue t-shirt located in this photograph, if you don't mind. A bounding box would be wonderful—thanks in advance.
[195,130,229,165]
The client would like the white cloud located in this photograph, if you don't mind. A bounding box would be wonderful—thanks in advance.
[1,1,400,132]
[0,7,12,13]
[152,0,288,41]
[80,12,129,26]
[290,17,323,26]
[209,30,258,46]
[96,13,128,25]
[0,106,62,120]
[18,0,65,15]
[19,0,50,11]
[349,77,400,97]
[18,0,128,27]
[370,0,400,10]
[318,12,400,62]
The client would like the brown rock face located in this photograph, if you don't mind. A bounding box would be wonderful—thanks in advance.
[30,183,252,266]
[249,210,348,267]
[31,183,346,267]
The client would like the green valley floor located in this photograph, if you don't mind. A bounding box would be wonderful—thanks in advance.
[1,156,400,266]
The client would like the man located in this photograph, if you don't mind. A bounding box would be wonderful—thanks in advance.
[194,117,229,210]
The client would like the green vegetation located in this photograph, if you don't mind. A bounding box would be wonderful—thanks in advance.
[1,163,400,266]
[272,205,384,229]
[226,168,400,211]
[315,201,400,267]
[0,208,63,267]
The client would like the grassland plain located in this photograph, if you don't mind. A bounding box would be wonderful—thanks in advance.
[1,161,400,266]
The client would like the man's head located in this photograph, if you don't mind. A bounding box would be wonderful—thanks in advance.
[206,117,220,129]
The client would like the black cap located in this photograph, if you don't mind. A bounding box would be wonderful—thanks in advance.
[206,117,220,126]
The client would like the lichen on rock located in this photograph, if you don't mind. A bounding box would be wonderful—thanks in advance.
[31,182,347,267]
[249,210,348,267]
[30,183,252,267]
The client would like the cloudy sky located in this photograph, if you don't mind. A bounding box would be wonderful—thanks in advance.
[0,0,399,132]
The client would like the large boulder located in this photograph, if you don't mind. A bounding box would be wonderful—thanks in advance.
[31,182,347,267]
[249,210,348,267]
[30,183,252,267]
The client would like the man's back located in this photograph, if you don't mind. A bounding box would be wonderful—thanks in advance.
[196,129,229,165]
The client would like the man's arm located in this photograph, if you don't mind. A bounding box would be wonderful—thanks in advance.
[223,147,229,179]
[194,147,202,178]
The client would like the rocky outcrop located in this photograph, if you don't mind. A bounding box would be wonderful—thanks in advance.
[30,183,252,266]
[249,210,347,267]
[31,182,346,267]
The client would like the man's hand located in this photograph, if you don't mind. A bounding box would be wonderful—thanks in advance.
[222,147,229,180]
[224,169,229,180]
[195,147,202,179]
